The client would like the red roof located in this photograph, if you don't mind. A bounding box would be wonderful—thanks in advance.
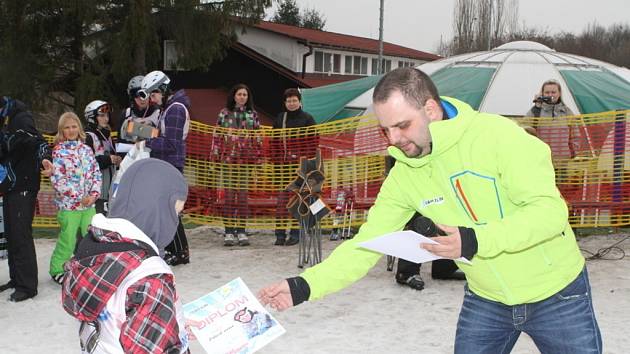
[254,21,440,61]
[300,73,364,87]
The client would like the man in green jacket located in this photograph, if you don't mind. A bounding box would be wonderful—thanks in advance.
[258,68,601,353]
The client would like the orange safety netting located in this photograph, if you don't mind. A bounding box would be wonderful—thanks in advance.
[32,110,630,229]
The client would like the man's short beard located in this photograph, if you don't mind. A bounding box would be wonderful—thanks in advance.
[401,143,423,158]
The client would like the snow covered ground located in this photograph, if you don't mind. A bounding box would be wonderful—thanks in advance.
[1,227,628,353]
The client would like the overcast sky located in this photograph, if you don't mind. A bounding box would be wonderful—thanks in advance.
[266,0,630,53]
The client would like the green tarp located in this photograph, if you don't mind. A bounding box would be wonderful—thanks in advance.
[431,67,495,110]
[302,75,382,124]
[560,70,630,113]
[301,67,495,124]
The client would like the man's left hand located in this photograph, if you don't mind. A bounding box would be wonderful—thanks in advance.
[421,224,462,259]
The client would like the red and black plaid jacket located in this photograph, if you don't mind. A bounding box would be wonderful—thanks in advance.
[62,227,185,353]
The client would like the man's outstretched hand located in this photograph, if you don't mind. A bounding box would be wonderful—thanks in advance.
[258,280,294,311]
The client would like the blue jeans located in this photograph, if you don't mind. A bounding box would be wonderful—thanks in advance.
[455,267,602,354]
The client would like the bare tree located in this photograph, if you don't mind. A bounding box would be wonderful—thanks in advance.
[451,0,476,54]
[444,0,630,68]
[445,0,519,55]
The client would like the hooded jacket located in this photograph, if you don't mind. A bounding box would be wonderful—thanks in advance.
[0,99,51,192]
[301,97,584,306]
[51,140,102,211]
[146,89,191,169]
[62,214,188,353]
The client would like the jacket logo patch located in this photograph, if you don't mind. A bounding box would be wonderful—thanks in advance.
[420,196,444,209]
[450,170,504,225]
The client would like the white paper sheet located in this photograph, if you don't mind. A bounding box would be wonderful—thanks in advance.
[359,230,472,265]
[308,198,326,214]
[115,143,134,153]
[184,278,285,354]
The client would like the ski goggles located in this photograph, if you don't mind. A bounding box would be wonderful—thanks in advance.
[97,104,111,115]
[137,83,168,101]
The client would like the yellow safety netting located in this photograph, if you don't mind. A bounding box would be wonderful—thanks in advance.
[33,110,630,229]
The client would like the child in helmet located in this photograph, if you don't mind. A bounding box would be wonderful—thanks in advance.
[119,75,161,144]
[50,112,101,284]
[84,100,121,214]
[138,70,191,266]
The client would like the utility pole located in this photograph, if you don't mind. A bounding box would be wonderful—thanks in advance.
[378,0,384,74]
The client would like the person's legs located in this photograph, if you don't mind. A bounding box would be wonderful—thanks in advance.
[223,188,237,245]
[523,267,602,354]
[94,199,107,215]
[50,210,82,277]
[4,191,38,296]
[395,258,424,290]
[235,188,249,246]
[79,207,96,236]
[431,259,465,280]
[165,217,190,265]
[285,227,299,246]
[454,285,521,354]
[274,190,290,245]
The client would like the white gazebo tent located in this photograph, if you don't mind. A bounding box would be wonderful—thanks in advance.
[349,41,630,117]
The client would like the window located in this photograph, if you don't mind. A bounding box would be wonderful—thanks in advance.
[372,58,392,75]
[324,53,332,72]
[163,40,182,70]
[373,58,392,74]
[345,56,352,73]
[383,59,391,73]
[314,51,324,72]
[353,55,361,74]
[315,51,342,73]
[398,60,416,68]
[346,55,369,75]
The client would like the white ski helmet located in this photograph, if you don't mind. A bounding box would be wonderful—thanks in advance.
[84,100,110,125]
[127,75,144,97]
[138,70,170,100]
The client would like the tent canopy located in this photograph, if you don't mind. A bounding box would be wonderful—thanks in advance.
[302,41,630,123]
[301,75,382,124]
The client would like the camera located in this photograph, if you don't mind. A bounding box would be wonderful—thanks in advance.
[533,95,554,104]
[408,214,445,237]
[126,121,158,140]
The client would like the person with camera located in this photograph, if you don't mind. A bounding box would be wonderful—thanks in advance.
[259,68,601,353]
[0,96,52,302]
[524,79,578,161]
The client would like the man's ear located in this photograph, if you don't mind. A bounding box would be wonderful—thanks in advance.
[424,98,443,122]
